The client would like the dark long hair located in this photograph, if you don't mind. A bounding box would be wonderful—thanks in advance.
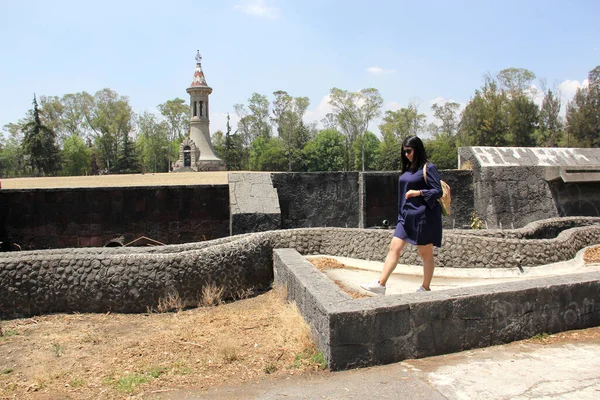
[401,136,428,173]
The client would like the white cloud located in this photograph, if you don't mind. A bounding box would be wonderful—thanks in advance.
[233,0,280,19]
[304,94,333,128]
[366,66,397,76]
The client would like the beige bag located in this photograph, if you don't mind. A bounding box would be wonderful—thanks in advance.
[423,164,451,216]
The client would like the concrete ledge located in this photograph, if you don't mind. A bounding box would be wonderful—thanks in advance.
[274,248,600,371]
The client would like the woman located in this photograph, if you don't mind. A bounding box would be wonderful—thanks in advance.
[361,135,443,295]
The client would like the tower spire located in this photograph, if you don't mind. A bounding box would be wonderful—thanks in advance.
[190,50,208,87]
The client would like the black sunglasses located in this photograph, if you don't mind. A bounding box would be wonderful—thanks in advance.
[403,148,414,155]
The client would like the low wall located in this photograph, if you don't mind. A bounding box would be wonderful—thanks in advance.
[1,217,599,318]
[274,248,600,370]
[0,185,230,251]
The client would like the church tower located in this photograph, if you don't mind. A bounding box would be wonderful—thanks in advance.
[172,51,225,171]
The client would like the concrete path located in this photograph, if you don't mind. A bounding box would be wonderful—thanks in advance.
[157,327,600,399]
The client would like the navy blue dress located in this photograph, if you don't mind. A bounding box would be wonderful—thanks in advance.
[393,162,443,247]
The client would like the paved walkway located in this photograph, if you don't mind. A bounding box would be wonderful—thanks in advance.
[158,327,600,399]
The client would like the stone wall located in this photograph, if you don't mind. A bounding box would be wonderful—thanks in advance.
[1,217,599,318]
[229,173,281,235]
[274,248,600,370]
[361,170,474,229]
[0,185,229,251]
[459,146,600,228]
[271,172,360,229]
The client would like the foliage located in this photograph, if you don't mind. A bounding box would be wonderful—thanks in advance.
[22,95,61,176]
[352,130,380,170]
[0,125,27,177]
[136,112,170,173]
[327,87,383,170]
[566,65,600,148]
[271,90,311,171]
[249,136,287,171]
[470,212,484,229]
[458,79,509,147]
[60,134,92,176]
[302,129,346,171]
[379,102,426,142]
[537,88,564,147]
[425,135,457,169]
[157,98,190,142]
[83,89,135,173]
[114,132,140,174]
[377,130,402,171]
[507,94,538,147]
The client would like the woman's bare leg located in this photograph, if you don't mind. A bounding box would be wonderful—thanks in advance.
[378,237,408,286]
[417,244,434,290]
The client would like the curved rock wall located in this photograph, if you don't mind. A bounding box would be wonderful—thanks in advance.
[1,217,599,318]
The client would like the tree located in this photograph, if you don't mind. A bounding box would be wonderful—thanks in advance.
[82,89,135,173]
[22,95,61,176]
[114,132,140,174]
[157,98,189,143]
[249,136,286,171]
[327,87,383,171]
[302,129,346,172]
[247,93,272,140]
[272,91,311,171]
[60,134,91,176]
[496,68,536,99]
[379,102,426,143]
[507,94,538,147]
[566,65,600,147]
[426,101,461,169]
[0,123,27,177]
[352,131,380,170]
[377,130,402,171]
[458,79,509,146]
[136,112,169,173]
[537,87,564,147]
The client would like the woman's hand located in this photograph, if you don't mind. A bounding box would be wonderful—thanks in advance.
[405,189,423,199]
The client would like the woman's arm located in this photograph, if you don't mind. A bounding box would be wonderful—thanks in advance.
[420,163,443,208]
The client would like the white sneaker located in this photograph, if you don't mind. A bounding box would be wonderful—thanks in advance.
[360,280,386,295]
[416,286,431,292]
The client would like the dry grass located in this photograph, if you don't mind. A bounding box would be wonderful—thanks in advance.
[309,257,370,299]
[0,289,326,400]
[583,245,600,263]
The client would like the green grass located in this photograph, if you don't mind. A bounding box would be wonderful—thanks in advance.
[70,378,86,387]
[310,351,327,370]
[263,362,277,374]
[1,368,14,374]
[147,366,168,379]
[532,332,550,340]
[115,373,151,393]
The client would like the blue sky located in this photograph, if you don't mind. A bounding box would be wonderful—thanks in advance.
[1,0,598,138]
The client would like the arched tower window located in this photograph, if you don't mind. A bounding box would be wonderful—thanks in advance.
[192,102,197,117]
[199,101,204,117]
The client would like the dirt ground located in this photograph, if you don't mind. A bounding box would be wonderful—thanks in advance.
[0,171,230,189]
[0,289,327,400]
